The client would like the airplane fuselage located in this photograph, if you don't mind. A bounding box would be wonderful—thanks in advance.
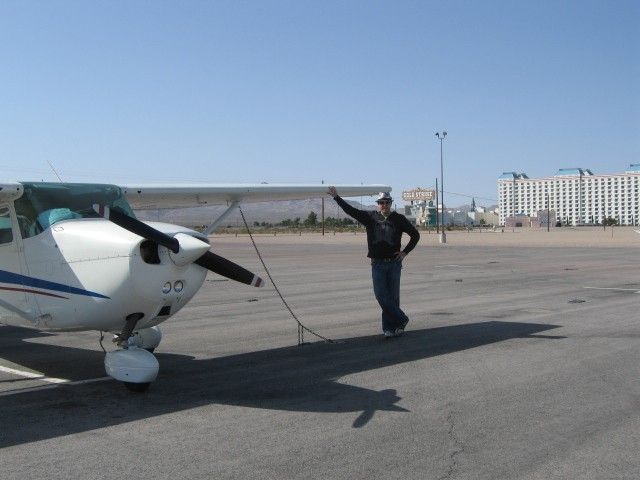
[19,220,205,331]
[0,182,207,333]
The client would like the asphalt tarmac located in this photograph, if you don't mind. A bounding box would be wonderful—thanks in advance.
[1,234,639,479]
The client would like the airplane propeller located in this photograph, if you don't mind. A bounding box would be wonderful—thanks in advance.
[92,205,264,287]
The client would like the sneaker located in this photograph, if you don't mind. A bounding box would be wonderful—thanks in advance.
[383,330,395,339]
[395,328,404,336]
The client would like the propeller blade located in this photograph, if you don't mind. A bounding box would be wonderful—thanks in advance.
[196,251,264,287]
[93,204,179,253]
[93,204,264,287]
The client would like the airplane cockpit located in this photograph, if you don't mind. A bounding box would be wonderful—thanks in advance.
[13,182,136,238]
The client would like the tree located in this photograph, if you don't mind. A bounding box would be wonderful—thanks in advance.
[304,211,318,227]
[603,217,618,227]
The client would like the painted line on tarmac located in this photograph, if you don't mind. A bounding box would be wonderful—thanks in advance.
[0,365,69,383]
[583,287,640,293]
[0,375,112,397]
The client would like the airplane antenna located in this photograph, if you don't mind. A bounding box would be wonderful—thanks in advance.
[237,205,339,346]
[46,160,64,182]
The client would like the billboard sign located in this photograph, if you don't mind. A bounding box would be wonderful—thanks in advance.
[402,188,436,202]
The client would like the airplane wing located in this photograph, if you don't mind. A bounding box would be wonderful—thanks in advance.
[121,184,391,210]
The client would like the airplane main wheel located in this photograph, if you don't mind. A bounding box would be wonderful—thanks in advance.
[124,382,151,393]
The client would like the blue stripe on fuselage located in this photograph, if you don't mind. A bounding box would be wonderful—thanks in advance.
[0,269,110,299]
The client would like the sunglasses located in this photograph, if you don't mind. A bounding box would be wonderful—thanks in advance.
[377,200,391,205]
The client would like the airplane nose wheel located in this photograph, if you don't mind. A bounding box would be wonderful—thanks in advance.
[104,314,160,392]
[104,346,159,391]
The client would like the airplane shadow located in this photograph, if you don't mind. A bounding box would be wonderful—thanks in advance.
[0,321,564,447]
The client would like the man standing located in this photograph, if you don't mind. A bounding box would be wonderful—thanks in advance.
[327,186,420,338]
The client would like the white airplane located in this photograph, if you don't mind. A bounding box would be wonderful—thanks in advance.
[0,181,389,391]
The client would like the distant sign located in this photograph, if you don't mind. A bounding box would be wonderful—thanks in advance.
[402,188,435,202]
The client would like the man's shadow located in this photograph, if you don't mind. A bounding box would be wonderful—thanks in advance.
[0,321,564,447]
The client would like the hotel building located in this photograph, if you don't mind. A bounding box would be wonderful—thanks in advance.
[498,165,640,226]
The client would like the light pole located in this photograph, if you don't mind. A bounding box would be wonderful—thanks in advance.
[435,131,447,243]
[435,177,439,234]
[547,189,550,232]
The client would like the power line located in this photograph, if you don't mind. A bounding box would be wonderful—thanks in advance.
[445,190,497,203]
[421,186,497,203]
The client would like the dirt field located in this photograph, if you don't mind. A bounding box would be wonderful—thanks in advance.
[211,225,639,249]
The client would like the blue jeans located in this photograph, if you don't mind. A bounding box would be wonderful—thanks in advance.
[371,260,409,332]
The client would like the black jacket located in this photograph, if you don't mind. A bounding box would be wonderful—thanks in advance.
[333,195,420,259]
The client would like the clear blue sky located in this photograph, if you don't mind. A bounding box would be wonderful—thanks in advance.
[1,0,638,206]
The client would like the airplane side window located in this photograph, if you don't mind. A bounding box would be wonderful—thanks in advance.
[0,206,14,244]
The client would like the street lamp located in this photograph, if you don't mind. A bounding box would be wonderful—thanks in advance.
[435,131,447,243]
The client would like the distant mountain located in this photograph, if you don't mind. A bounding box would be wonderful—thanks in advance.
[135,198,375,228]
[449,203,498,212]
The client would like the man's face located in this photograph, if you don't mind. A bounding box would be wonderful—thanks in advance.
[377,199,392,214]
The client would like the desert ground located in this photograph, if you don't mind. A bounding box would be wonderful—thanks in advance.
[1,226,638,479]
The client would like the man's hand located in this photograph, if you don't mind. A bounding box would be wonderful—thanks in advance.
[327,186,338,198]
[394,251,407,261]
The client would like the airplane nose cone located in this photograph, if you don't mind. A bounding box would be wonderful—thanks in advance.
[168,233,211,267]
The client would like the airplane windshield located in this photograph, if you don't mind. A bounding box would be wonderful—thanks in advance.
[14,182,136,238]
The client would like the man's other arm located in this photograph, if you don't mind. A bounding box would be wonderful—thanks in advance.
[401,216,420,254]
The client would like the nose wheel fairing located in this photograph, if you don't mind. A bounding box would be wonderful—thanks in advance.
[104,347,159,388]
[105,323,163,392]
